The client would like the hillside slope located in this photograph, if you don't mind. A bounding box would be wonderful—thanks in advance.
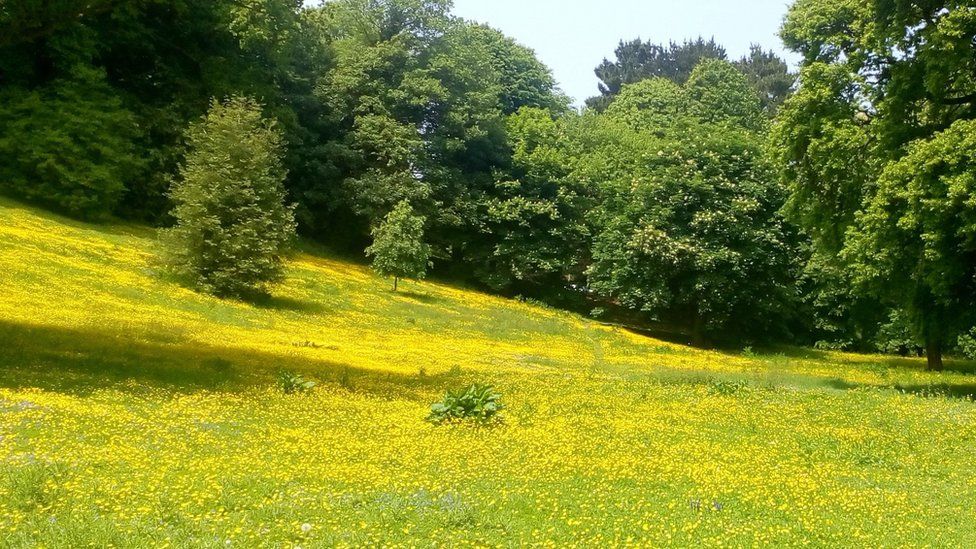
[1,198,975,547]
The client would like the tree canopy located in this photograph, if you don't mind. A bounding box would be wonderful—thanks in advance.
[776,0,976,367]
[588,37,794,115]
[589,62,797,343]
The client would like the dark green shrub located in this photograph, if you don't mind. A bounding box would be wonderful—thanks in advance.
[428,384,504,425]
[163,96,296,298]
[874,310,923,357]
[0,66,142,219]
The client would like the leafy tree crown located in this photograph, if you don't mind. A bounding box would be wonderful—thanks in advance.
[164,95,297,298]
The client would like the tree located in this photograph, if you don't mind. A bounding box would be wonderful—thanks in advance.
[777,0,976,367]
[313,0,567,271]
[469,107,593,292]
[588,129,795,345]
[588,37,727,111]
[0,0,316,222]
[163,96,296,298]
[685,59,767,132]
[588,62,797,344]
[842,120,976,370]
[770,61,884,350]
[463,24,569,115]
[366,200,431,291]
[602,78,688,136]
[733,45,795,116]
[587,38,793,115]
[0,65,141,219]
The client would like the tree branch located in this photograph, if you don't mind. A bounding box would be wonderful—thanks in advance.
[941,92,976,106]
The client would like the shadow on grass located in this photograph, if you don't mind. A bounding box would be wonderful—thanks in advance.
[891,382,976,400]
[396,291,441,305]
[0,321,465,399]
[751,345,834,362]
[601,322,696,349]
[245,293,329,314]
[834,355,976,376]
[826,375,976,400]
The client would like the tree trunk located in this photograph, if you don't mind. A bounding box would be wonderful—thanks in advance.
[925,335,943,372]
[691,309,706,348]
[393,277,398,292]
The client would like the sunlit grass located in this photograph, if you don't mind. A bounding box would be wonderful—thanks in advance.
[1,197,975,547]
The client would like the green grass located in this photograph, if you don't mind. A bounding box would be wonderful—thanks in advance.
[1,196,976,547]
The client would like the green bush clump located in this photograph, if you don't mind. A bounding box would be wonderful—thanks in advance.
[0,66,142,220]
[163,96,296,298]
[708,379,748,396]
[428,384,504,425]
[276,371,316,395]
[959,330,976,360]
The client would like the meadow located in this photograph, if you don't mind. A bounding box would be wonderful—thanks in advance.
[2,196,976,547]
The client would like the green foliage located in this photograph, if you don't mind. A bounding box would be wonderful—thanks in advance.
[958,330,976,361]
[708,379,748,396]
[777,0,976,365]
[588,37,728,110]
[0,0,323,222]
[772,63,874,254]
[874,310,922,357]
[842,119,976,363]
[606,59,766,134]
[427,384,504,425]
[469,107,592,290]
[733,45,795,116]
[366,201,431,290]
[685,59,767,132]
[310,0,566,256]
[276,370,316,394]
[588,62,797,342]
[588,37,792,115]
[464,24,569,115]
[0,66,141,219]
[604,79,688,135]
[163,96,297,298]
[797,252,887,351]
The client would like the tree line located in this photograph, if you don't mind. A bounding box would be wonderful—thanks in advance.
[1,0,974,368]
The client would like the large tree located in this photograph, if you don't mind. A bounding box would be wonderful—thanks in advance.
[588,37,727,111]
[0,65,142,219]
[842,120,976,370]
[776,0,976,368]
[589,61,797,344]
[469,107,593,292]
[734,44,796,116]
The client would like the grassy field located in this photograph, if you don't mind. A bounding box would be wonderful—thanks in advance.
[1,197,976,547]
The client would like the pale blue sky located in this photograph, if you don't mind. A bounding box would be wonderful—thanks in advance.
[450,0,798,105]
